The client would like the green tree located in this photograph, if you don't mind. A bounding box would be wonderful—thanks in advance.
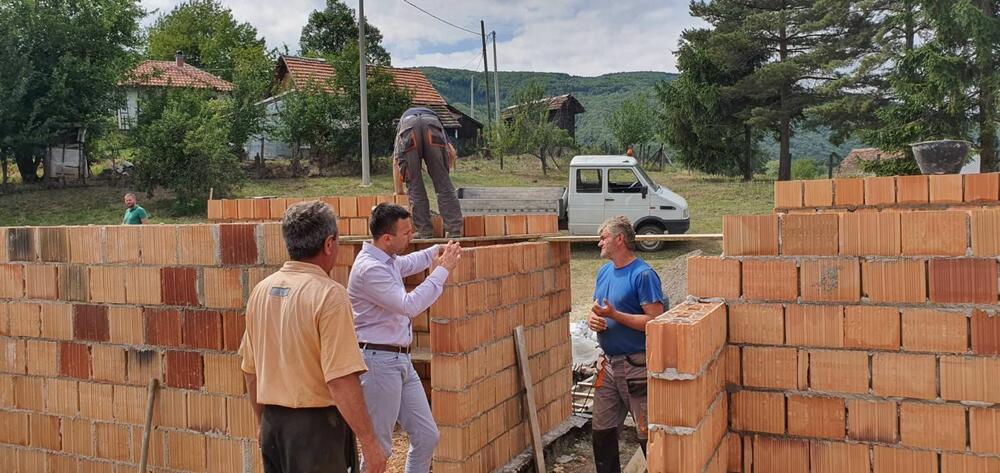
[488,83,574,175]
[657,27,769,180]
[300,0,391,65]
[146,0,264,81]
[606,92,656,157]
[270,81,339,176]
[791,159,819,179]
[690,0,869,180]
[0,0,144,183]
[131,90,245,211]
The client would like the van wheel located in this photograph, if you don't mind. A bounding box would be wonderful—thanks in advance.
[636,224,666,252]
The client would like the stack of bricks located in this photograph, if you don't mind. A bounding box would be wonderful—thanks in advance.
[0,221,569,471]
[428,241,573,473]
[646,301,730,473]
[675,172,1000,472]
[207,195,560,239]
[774,172,1000,212]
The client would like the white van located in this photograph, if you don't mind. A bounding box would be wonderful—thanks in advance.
[457,155,690,251]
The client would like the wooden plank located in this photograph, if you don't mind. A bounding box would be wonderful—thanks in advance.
[543,233,723,243]
[514,325,546,473]
[339,233,551,244]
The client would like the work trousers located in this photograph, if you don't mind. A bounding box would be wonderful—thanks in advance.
[260,404,356,473]
[393,112,463,237]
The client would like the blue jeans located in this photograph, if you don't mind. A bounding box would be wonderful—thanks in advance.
[359,349,439,473]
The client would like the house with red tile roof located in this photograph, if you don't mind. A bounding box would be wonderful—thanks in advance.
[246,55,481,160]
[117,52,234,129]
[501,93,586,139]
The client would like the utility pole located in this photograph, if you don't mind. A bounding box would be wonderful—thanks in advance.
[469,75,475,120]
[491,31,500,124]
[480,20,491,127]
[359,0,371,187]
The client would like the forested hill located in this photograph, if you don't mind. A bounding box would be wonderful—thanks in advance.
[419,67,675,146]
[419,66,863,160]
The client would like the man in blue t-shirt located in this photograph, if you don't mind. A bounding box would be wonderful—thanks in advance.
[588,216,665,473]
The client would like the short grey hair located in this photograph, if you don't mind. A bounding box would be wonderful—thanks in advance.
[599,215,636,251]
[124,192,136,199]
[282,201,338,260]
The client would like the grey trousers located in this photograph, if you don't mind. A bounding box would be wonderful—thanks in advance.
[394,113,463,236]
[359,349,439,473]
[592,352,649,440]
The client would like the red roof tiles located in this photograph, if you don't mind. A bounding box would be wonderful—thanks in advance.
[121,60,234,92]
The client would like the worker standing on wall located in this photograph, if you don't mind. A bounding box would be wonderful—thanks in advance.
[392,106,464,239]
[239,201,386,473]
[587,215,666,473]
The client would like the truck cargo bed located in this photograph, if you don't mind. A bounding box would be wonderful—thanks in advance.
[456,187,566,216]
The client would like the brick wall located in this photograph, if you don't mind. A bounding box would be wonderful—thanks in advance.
[0,221,571,472]
[652,177,1000,472]
[206,195,560,239]
[774,172,1000,212]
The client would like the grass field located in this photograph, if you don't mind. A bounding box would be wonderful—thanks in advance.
[0,155,774,320]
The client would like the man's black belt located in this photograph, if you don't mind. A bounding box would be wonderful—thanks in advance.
[359,342,411,354]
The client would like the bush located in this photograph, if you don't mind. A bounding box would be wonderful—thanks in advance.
[131,90,245,212]
[792,159,820,180]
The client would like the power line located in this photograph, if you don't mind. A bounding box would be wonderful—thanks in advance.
[401,0,480,36]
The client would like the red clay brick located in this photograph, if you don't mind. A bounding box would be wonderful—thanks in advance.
[145,308,183,346]
[902,308,968,353]
[787,395,845,439]
[839,211,901,256]
[0,264,23,298]
[462,215,485,237]
[964,173,999,202]
[844,306,900,350]
[874,445,937,473]
[900,402,967,450]
[896,175,929,204]
[221,311,245,352]
[969,407,1000,454]
[865,176,896,206]
[930,173,964,203]
[505,215,527,235]
[785,304,843,347]
[755,436,809,473]
[236,199,254,220]
[687,256,740,299]
[204,268,244,309]
[803,179,834,207]
[731,391,785,434]
[900,210,968,256]
[723,215,779,256]
[743,346,798,389]
[728,303,783,345]
[483,215,505,236]
[834,179,865,207]
[161,267,199,306]
[942,453,1000,473]
[58,265,90,301]
[207,199,223,220]
[800,258,860,302]
[941,356,1000,404]
[125,267,162,305]
[809,349,870,394]
[138,225,178,265]
[742,259,797,301]
[88,266,127,304]
[221,199,238,220]
[972,310,1000,355]
[59,342,90,379]
[183,310,223,350]
[929,258,998,304]
[862,259,926,303]
[781,213,838,255]
[338,196,358,218]
[775,180,804,209]
[848,399,897,442]
[165,351,204,389]
[23,264,57,300]
[873,352,937,399]
[810,441,870,473]
[971,208,1000,256]
[105,225,141,263]
[38,227,69,262]
[219,224,258,265]
[72,304,109,342]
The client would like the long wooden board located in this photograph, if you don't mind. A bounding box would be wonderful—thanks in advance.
[514,326,546,473]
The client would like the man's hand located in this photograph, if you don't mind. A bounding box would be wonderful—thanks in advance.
[592,299,618,320]
[588,311,608,332]
[434,241,462,271]
[361,441,387,473]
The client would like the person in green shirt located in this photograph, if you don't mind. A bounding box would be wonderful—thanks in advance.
[123,193,149,225]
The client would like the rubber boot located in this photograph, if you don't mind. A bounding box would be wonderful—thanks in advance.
[592,428,621,473]
[639,439,647,459]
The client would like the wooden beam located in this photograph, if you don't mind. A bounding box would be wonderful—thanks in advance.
[514,326,546,472]
[542,233,723,243]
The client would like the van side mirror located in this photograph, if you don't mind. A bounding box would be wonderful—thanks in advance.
[641,186,648,199]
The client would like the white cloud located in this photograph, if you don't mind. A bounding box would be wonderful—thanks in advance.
[140,0,704,76]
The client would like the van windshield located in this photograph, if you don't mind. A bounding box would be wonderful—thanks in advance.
[634,165,660,192]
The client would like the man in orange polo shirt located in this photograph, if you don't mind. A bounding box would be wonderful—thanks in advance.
[239,201,386,473]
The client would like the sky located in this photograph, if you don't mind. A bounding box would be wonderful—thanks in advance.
[139,0,704,76]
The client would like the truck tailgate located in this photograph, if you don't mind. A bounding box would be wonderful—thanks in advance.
[456,187,565,215]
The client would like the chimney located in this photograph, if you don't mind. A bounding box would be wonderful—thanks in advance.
[175,50,185,67]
